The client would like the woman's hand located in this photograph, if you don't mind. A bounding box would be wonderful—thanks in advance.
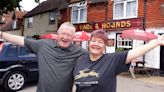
[157,34,164,46]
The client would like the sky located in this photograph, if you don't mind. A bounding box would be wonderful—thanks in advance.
[20,0,47,11]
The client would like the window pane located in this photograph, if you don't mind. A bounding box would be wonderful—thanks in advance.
[7,45,17,57]
[80,8,86,22]
[72,10,78,23]
[19,47,27,56]
[49,11,56,24]
[126,1,136,17]
[28,17,33,28]
[117,34,132,48]
[12,20,17,29]
[29,17,33,22]
[115,3,124,18]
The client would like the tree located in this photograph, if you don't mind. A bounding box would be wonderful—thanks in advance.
[0,0,40,21]
[0,0,22,15]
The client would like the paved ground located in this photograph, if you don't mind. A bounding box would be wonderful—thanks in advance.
[1,73,164,92]
[117,73,164,92]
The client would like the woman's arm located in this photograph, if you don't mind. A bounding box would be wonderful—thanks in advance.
[126,34,164,64]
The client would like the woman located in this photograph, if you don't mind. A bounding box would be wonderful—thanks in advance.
[73,29,164,92]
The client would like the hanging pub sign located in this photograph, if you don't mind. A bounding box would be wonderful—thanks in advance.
[74,18,144,32]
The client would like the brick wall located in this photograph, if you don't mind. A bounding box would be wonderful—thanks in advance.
[88,0,164,28]
[145,0,164,28]
[88,3,107,22]
[107,0,113,20]
[60,9,70,23]
[68,0,164,28]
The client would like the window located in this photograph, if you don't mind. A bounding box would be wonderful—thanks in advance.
[6,45,17,57]
[71,1,87,23]
[113,0,138,19]
[27,17,33,28]
[12,20,17,29]
[49,11,56,24]
[116,33,132,48]
[19,47,27,56]
[19,47,35,57]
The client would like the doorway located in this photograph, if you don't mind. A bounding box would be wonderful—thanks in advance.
[160,46,164,71]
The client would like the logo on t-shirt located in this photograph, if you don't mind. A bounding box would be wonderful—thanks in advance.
[75,68,99,86]
[75,68,99,80]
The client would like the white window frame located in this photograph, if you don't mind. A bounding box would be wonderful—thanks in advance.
[27,17,33,28]
[71,1,87,23]
[113,0,138,20]
[117,34,132,48]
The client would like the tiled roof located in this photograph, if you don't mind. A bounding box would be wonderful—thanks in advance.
[0,11,26,31]
[24,0,68,17]
[16,11,27,19]
[2,11,26,23]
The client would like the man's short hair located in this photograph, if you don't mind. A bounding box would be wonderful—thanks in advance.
[58,22,76,34]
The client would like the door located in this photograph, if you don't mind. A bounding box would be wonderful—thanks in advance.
[160,46,164,71]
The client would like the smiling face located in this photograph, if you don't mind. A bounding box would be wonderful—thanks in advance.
[57,22,75,48]
[89,30,108,57]
[89,37,106,56]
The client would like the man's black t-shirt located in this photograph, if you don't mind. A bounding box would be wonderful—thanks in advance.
[24,38,87,92]
[73,51,129,92]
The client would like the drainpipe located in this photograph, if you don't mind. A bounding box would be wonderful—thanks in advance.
[105,0,108,21]
[66,0,70,22]
[143,0,147,31]
[21,20,24,36]
[143,0,147,62]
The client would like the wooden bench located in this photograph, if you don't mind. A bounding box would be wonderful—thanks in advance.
[129,61,151,78]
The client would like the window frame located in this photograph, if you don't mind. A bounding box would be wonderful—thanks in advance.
[113,0,138,20]
[116,33,133,48]
[71,1,87,24]
[49,10,57,24]
[27,17,33,28]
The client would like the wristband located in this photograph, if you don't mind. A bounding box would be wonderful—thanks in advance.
[0,31,1,38]
[0,31,3,38]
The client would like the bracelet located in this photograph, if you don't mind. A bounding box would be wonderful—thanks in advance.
[0,31,3,38]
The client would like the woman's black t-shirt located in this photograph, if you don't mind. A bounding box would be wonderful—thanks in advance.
[73,51,130,92]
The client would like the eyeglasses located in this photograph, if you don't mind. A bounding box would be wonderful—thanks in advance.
[58,32,73,38]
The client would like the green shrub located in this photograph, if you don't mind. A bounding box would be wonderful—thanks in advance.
[116,48,124,52]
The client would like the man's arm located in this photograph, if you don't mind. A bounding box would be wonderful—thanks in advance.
[0,31,24,46]
[126,34,164,64]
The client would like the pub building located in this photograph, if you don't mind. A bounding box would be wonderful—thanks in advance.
[68,0,164,74]
[74,18,144,56]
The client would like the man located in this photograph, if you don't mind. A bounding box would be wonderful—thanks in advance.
[0,22,87,92]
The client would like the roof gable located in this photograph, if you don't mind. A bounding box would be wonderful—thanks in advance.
[24,0,68,17]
